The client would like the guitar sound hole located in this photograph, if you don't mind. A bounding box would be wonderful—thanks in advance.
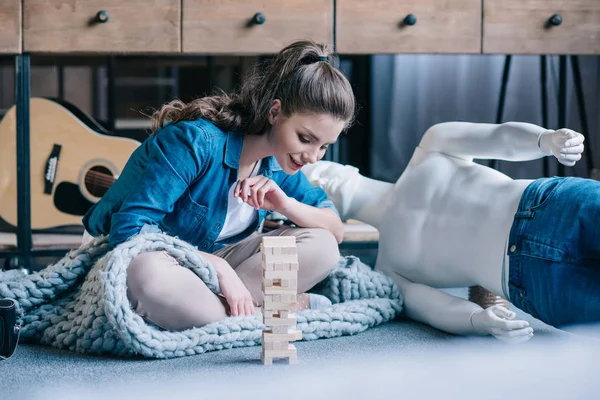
[54,182,94,216]
[85,166,113,198]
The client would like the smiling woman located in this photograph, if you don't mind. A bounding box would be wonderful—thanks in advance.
[81,39,356,332]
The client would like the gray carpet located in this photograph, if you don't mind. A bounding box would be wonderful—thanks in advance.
[2,289,599,400]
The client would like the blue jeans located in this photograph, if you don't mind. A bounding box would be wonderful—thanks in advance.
[508,177,600,327]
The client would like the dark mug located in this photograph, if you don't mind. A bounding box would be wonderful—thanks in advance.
[0,299,20,360]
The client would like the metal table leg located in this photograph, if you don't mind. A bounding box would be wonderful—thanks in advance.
[14,53,32,269]
[489,55,512,171]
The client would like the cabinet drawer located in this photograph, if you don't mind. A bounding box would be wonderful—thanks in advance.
[336,0,481,54]
[183,0,333,54]
[483,0,600,54]
[23,0,180,54]
[0,0,21,54]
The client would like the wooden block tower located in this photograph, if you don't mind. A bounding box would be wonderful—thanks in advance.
[260,236,302,365]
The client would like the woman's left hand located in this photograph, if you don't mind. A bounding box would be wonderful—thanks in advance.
[234,176,290,212]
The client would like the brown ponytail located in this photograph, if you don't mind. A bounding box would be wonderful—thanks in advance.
[151,39,355,134]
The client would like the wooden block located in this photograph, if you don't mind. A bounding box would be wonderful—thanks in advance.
[288,353,298,364]
[263,329,302,342]
[263,342,278,350]
[260,244,272,255]
[272,247,282,255]
[262,337,289,350]
[263,283,297,295]
[263,269,298,279]
[262,254,298,263]
[263,310,293,319]
[261,348,297,365]
[263,315,297,326]
[263,301,297,311]
[281,246,297,255]
[263,278,274,287]
[282,262,300,272]
[272,325,289,334]
[263,294,274,304]
[263,262,274,271]
[281,278,297,288]
[262,237,296,248]
[280,293,296,302]
[263,344,297,358]
[274,262,284,271]
[261,350,272,366]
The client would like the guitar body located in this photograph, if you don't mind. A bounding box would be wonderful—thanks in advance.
[0,98,140,229]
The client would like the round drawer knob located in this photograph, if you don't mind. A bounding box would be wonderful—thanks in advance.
[403,14,417,26]
[548,13,562,26]
[252,12,266,25]
[95,10,109,23]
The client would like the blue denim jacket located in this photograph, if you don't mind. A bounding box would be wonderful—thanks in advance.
[82,119,337,251]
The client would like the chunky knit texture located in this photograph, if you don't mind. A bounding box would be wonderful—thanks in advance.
[0,233,402,358]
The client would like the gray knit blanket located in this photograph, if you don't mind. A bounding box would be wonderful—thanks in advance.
[0,233,402,358]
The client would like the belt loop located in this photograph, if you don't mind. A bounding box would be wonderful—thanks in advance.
[514,210,535,219]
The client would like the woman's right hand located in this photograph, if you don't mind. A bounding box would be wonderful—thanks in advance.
[218,270,256,317]
[200,251,256,317]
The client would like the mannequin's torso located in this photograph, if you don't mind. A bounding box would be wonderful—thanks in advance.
[304,121,586,337]
[375,147,532,297]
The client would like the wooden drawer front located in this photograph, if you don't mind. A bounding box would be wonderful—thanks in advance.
[23,0,180,53]
[336,0,481,54]
[183,0,333,54]
[483,0,600,54]
[0,0,21,54]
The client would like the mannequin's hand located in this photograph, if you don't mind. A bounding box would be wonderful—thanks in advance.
[234,176,290,213]
[470,305,534,344]
[539,128,585,166]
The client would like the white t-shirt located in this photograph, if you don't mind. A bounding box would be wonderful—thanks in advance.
[216,160,262,241]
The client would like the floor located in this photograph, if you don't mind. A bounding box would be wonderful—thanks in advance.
[3,290,599,400]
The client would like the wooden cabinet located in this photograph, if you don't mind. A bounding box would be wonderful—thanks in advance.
[23,0,180,53]
[483,0,600,54]
[336,0,482,54]
[182,0,333,54]
[2,0,598,55]
[0,0,21,54]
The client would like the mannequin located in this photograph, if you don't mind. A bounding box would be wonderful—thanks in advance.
[303,122,593,343]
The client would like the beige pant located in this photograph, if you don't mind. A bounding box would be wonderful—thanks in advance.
[126,227,340,331]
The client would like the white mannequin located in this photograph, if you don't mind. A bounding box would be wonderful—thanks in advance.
[303,122,585,343]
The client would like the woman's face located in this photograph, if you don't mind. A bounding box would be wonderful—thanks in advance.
[267,100,346,175]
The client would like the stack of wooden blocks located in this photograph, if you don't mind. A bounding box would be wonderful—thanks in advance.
[261,236,302,365]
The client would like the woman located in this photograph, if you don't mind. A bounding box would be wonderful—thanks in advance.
[82,40,355,331]
[303,121,593,343]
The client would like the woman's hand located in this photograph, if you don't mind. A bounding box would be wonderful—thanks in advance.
[201,252,255,317]
[218,271,255,317]
[234,175,290,213]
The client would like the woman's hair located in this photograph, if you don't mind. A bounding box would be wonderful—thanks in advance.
[151,40,356,134]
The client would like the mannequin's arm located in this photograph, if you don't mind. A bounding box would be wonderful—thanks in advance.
[418,121,549,162]
[301,162,392,228]
[390,271,533,341]
[391,271,483,335]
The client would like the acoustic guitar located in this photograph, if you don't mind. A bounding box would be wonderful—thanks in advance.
[0,98,140,230]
